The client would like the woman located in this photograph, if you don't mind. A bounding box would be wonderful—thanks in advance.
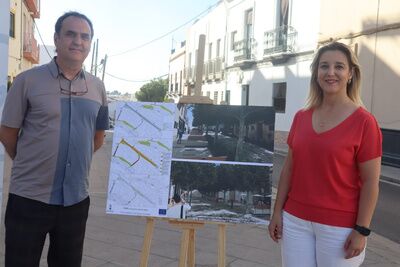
[268,42,382,267]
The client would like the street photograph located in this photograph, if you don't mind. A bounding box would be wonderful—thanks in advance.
[168,160,272,224]
[172,103,275,164]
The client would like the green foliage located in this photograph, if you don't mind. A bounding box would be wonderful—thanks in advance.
[135,79,168,102]
[108,90,121,95]
[171,161,270,195]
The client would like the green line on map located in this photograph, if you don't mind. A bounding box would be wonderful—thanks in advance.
[159,105,173,114]
[138,140,151,146]
[115,156,131,166]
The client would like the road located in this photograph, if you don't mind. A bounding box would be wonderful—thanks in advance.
[272,153,400,244]
[371,180,400,243]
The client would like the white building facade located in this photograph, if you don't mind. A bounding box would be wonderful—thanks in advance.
[167,41,186,103]
[168,0,320,147]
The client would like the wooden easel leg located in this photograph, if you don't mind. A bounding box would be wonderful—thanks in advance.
[187,228,196,267]
[218,224,226,267]
[139,217,155,267]
[179,229,190,267]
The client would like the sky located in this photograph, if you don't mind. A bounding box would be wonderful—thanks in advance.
[35,0,219,94]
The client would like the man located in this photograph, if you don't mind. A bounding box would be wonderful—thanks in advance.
[0,12,109,267]
[166,193,191,219]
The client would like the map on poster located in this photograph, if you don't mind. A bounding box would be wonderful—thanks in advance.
[106,102,176,216]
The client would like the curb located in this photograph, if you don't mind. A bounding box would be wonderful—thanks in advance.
[380,175,400,185]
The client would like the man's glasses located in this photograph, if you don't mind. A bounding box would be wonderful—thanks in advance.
[58,74,89,96]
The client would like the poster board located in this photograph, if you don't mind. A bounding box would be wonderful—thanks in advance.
[107,102,275,225]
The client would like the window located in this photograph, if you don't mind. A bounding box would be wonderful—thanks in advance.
[213,91,218,104]
[278,0,289,27]
[226,90,231,105]
[216,39,221,58]
[273,82,287,113]
[245,9,254,58]
[9,12,15,38]
[245,9,253,40]
[206,91,211,98]
[174,73,178,92]
[231,31,237,50]
[179,70,183,94]
[241,85,249,106]
[220,91,224,102]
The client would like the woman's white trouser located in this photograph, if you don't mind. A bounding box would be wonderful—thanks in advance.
[281,211,365,267]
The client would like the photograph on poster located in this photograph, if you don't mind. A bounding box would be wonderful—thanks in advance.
[107,102,274,225]
[168,161,272,224]
[172,104,275,164]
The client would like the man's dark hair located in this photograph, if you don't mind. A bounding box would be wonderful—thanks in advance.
[173,194,181,203]
[55,11,94,38]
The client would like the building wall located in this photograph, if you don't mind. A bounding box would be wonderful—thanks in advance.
[223,0,319,132]
[8,0,39,85]
[167,44,186,102]
[0,0,11,215]
[319,0,400,130]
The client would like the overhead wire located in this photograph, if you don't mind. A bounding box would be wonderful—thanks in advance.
[105,1,218,82]
[33,1,219,84]
[33,20,52,59]
[108,1,219,58]
[105,72,168,83]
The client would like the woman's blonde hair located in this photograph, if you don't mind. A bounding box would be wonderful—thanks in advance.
[305,42,363,109]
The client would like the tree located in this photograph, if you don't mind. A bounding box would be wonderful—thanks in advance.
[135,79,168,102]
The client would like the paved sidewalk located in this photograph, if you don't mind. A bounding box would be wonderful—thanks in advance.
[0,136,399,266]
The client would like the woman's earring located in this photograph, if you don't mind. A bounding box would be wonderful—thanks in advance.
[348,78,352,84]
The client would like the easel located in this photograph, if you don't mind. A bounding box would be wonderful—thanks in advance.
[139,94,228,266]
[140,38,227,266]
[139,217,227,267]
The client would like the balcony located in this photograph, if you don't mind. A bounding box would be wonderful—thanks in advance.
[264,25,297,56]
[184,66,196,85]
[23,33,39,64]
[214,57,223,80]
[233,38,257,69]
[205,60,214,81]
[25,0,40,18]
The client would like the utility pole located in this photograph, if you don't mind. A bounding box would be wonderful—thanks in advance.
[94,39,99,77]
[101,54,108,82]
[90,41,96,74]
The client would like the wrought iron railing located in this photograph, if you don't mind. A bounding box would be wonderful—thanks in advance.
[264,25,297,55]
[214,57,223,79]
[23,33,39,64]
[234,38,257,61]
[184,66,196,83]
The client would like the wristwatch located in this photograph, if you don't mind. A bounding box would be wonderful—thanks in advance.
[354,224,371,236]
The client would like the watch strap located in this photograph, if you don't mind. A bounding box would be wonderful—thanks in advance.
[354,224,371,236]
